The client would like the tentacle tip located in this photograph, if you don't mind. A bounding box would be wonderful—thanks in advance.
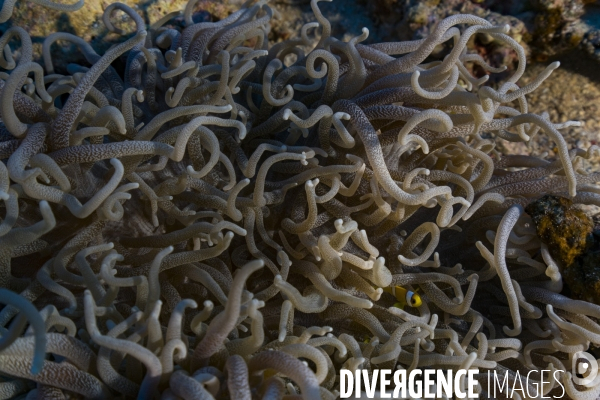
[30,362,42,375]
[503,325,521,336]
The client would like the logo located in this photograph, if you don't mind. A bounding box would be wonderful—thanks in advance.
[572,351,598,387]
[339,369,480,398]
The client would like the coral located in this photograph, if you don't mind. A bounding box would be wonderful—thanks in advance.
[0,0,599,399]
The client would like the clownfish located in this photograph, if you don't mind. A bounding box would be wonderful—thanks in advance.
[382,286,422,308]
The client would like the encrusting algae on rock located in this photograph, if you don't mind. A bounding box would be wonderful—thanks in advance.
[526,194,600,303]
[525,194,593,267]
[567,231,600,304]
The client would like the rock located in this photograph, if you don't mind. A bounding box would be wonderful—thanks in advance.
[565,234,600,304]
[525,194,600,303]
[582,27,600,61]
[0,0,378,73]
[526,194,592,267]
[363,0,600,69]
[0,0,237,72]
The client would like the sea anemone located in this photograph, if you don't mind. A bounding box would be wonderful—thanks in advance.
[0,0,599,398]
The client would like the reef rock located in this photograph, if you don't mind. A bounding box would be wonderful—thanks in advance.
[364,0,600,66]
[0,0,235,71]
[525,194,600,303]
